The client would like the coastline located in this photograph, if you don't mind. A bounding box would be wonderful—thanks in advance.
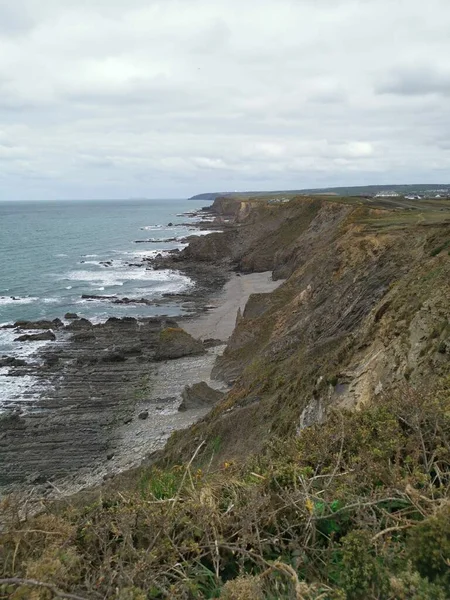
[0,203,281,502]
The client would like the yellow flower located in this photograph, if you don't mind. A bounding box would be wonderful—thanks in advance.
[305,498,314,514]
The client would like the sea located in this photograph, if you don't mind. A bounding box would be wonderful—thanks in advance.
[0,198,212,407]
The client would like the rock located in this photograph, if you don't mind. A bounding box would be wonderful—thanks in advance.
[44,354,60,367]
[71,332,96,342]
[154,327,206,360]
[26,472,46,485]
[65,312,79,320]
[167,222,173,226]
[100,351,126,363]
[81,294,116,301]
[179,381,225,411]
[13,319,62,330]
[106,452,114,460]
[65,318,92,331]
[0,356,28,368]
[15,331,56,342]
[138,411,149,420]
[124,416,133,424]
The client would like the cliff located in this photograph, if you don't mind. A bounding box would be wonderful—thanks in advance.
[165,195,450,464]
[2,194,449,600]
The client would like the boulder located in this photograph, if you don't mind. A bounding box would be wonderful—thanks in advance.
[154,327,205,360]
[15,331,56,342]
[178,381,225,411]
[65,318,92,331]
[138,411,149,420]
[65,312,79,320]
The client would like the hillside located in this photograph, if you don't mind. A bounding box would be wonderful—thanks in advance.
[1,195,449,599]
[189,183,450,201]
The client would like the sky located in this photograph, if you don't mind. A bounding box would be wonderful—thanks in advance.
[0,0,449,200]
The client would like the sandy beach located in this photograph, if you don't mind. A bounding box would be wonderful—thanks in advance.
[183,271,282,341]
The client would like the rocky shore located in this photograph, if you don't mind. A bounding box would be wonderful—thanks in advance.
[0,201,283,501]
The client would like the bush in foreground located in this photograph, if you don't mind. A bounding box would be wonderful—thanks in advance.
[1,383,449,599]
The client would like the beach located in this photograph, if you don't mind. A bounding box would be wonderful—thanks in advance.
[0,235,281,500]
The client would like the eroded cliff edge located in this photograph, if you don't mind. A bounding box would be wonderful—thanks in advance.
[162,194,450,465]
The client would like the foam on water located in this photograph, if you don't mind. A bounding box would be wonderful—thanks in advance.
[0,296,38,306]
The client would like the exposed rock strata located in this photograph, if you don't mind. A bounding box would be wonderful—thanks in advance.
[0,316,207,492]
[161,196,450,466]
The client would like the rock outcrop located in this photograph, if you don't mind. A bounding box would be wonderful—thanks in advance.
[154,327,205,360]
[179,381,225,411]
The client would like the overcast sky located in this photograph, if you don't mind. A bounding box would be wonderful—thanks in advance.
[0,0,449,200]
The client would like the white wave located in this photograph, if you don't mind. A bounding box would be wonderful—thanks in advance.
[0,296,38,306]
[0,371,46,410]
[55,253,68,257]
[140,225,164,231]
[137,236,180,243]
[63,266,191,289]
[82,254,99,258]
[0,328,53,358]
[65,286,73,290]
[41,297,60,304]
[184,229,219,237]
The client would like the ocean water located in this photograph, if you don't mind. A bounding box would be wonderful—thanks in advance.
[0,198,210,358]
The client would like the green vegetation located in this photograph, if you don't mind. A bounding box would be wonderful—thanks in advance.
[1,383,449,599]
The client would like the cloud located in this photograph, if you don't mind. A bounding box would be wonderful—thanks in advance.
[0,0,449,200]
[377,66,450,97]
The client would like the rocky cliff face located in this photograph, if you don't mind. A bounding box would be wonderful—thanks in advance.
[163,195,450,465]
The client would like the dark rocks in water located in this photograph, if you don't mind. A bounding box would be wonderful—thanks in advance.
[179,381,225,411]
[15,331,56,342]
[13,318,63,330]
[167,222,173,226]
[65,318,92,331]
[138,411,149,420]
[0,356,28,368]
[154,327,206,361]
[81,294,116,301]
[65,312,79,320]
[112,297,153,305]
[105,316,138,326]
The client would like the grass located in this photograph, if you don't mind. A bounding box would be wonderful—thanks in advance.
[1,383,449,599]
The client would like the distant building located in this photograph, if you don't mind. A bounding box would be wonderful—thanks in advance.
[374,191,401,198]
